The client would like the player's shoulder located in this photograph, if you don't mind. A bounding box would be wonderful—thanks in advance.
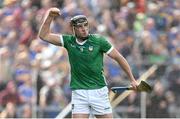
[62,34,74,38]
[89,34,106,42]
[89,34,104,39]
[62,34,76,41]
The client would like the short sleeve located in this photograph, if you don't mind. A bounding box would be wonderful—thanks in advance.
[100,36,113,54]
[60,34,74,49]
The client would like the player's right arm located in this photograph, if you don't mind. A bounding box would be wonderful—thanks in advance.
[38,8,62,46]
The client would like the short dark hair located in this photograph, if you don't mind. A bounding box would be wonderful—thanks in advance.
[70,15,88,26]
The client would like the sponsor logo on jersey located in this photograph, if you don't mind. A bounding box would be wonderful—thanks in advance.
[70,44,76,47]
[79,46,85,52]
[89,46,93,51]
[80,47,83,52]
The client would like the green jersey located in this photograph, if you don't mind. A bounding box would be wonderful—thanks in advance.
[60,34,113,90]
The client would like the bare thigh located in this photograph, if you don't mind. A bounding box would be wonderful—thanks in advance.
[72,114,89,118]
[95,113,113,118]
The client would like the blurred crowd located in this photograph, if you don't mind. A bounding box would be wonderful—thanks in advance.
[0,0,179,118]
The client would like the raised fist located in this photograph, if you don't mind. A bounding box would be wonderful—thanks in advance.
[48,8,61,17]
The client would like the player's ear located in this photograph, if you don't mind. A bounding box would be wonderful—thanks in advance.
[68,23,75,34]
[69,21,74,29]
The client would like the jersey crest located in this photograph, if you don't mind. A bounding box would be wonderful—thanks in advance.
[88,46,93,51]
[80,46,84,52]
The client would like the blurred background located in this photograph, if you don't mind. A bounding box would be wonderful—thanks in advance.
[0,0,179,118]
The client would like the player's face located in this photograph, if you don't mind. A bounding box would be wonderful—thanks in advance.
[74,22,89,39]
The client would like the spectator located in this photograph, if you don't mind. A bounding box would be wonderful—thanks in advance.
[0,81,22,106]
[147,80,170,118]
[0,102,17,118]
[18,73,36,104]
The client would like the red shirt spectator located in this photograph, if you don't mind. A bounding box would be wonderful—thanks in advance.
[0,81,22,106]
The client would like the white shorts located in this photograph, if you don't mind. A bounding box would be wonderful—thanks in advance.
[71,86,112,115]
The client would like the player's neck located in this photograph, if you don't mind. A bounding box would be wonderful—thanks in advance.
[76,35,89,42]
[77,38,86,42]
[76,38,87,45]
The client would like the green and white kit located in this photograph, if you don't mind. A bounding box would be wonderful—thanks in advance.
[60,34,113,90]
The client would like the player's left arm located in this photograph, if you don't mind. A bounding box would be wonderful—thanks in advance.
[108,48,138,89]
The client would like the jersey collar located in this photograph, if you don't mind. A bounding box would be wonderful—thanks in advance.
[76,39,87,45]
